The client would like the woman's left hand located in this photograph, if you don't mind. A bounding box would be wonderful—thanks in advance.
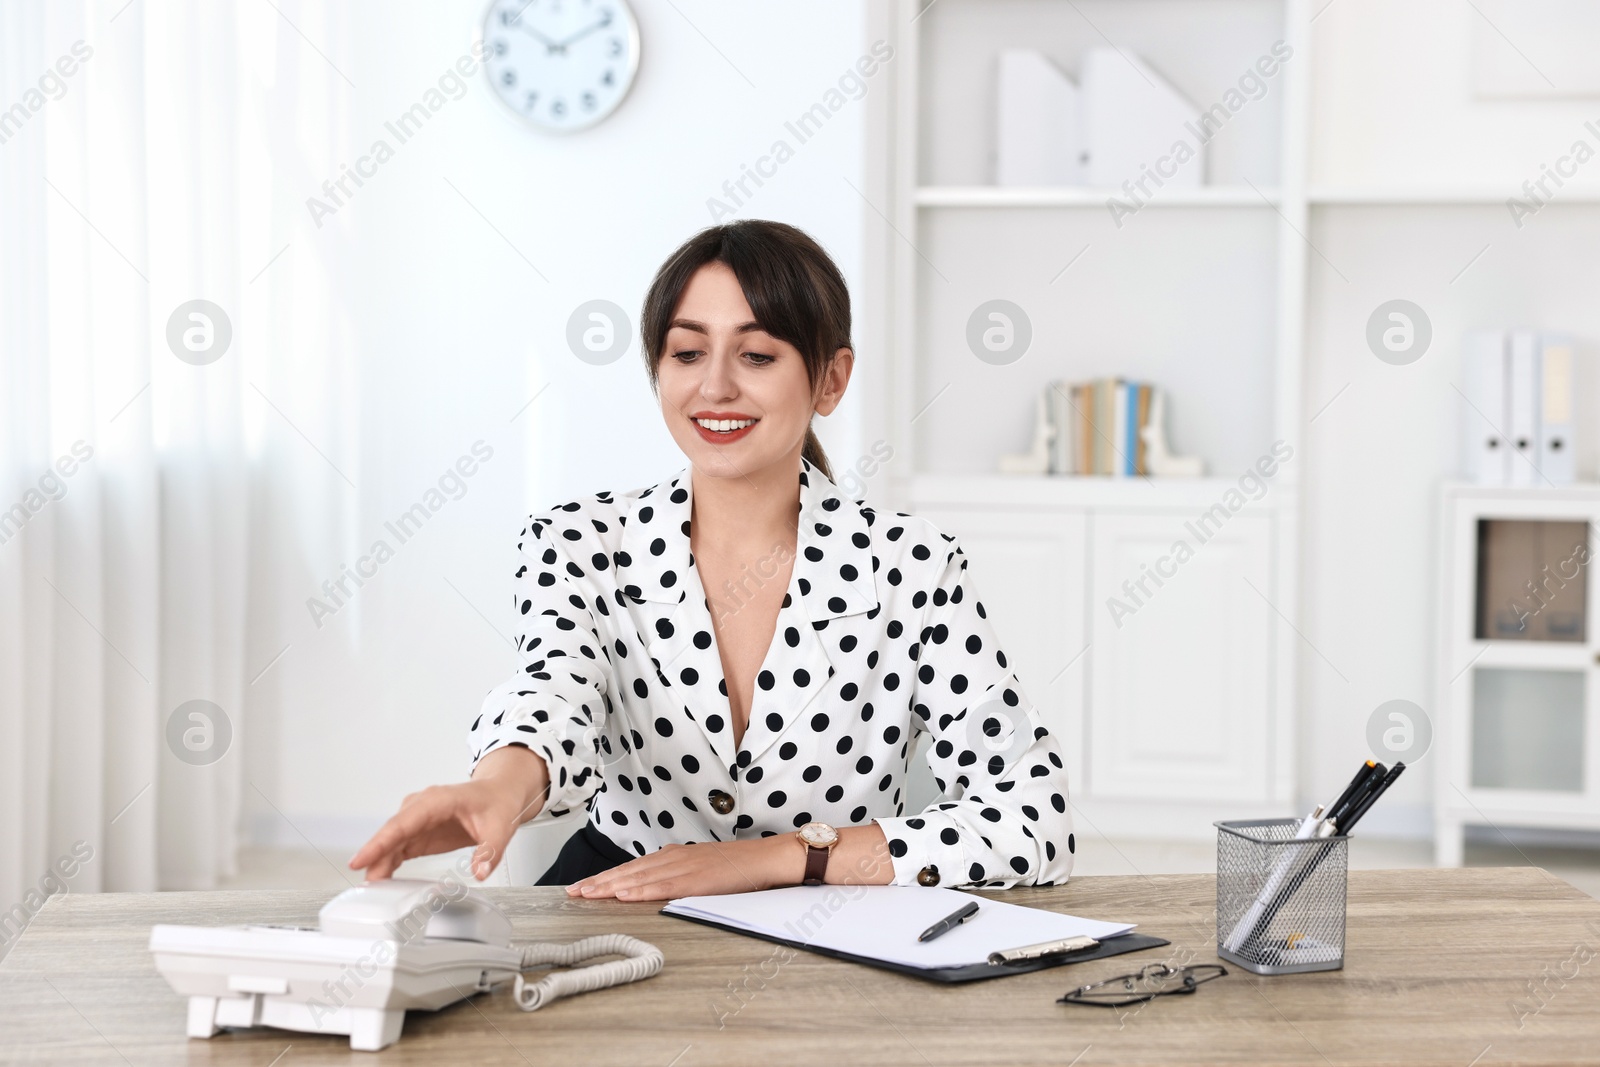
[567,836,801,901]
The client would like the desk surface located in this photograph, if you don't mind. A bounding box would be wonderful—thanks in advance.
[1,867,1597,1066]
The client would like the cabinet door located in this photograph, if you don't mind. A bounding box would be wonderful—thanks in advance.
[913,509,1088,793]
[1089,511,1272,802]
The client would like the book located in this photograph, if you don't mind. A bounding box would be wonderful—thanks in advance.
[1113,381,1129,477]
[1136,383,1152,475]
[1034,377,1168,477]
[1096,378,1118,475]
[1077,383,1093,475]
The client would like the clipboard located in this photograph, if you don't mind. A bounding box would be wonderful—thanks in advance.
[664,910,1170,984]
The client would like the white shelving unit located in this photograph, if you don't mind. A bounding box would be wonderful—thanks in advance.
[854,0,1600,850]
[914,186,1281,208]
[1308,187,1600,205]
[863,0,1311,837]
[1434,484,1600,866]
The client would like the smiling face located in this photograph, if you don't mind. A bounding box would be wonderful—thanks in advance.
[655,262,851,483]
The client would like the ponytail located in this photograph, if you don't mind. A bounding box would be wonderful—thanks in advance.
[802,425,832,481]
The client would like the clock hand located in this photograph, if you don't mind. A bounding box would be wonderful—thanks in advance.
[553,17,609,49]
[512,20,562,51]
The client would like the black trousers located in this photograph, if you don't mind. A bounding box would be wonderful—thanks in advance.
[535,820,637,885]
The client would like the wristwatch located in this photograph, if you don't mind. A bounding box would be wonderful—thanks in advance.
[796,821,839,886]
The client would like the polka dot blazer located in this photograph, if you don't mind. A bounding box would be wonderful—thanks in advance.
[470,459,1076,889]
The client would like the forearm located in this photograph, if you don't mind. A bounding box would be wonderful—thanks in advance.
[762,823,894,887]
[828,824,895,885]
[469,743,551,825]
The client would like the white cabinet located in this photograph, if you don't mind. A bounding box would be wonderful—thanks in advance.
[1434,484,1600,866]
[1088,512,1273,803]
[915,508,1087,791]
[910,479,1285,835]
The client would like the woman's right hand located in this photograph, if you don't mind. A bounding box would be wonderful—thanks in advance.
[348,745,550,882]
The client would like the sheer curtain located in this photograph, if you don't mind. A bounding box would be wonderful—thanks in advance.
[0,0,353,909]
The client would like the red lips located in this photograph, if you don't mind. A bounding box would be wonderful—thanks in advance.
[689,411,759,445]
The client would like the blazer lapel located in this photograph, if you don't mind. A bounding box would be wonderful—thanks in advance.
[614,462,882,772]
[616,471,739,777]
[736,460,880,766]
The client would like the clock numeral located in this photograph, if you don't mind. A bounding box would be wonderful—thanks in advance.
[609,37,622,57]
[492,38,508,57]
[498,9,518,26]
[502,70,517,87]
[551,98,566,117]
[602,69,614,86]
[599,10,613,26]
[525,91,539,110]
[581,91,597,111]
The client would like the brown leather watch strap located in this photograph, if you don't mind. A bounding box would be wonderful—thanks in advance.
[802,843,830,886]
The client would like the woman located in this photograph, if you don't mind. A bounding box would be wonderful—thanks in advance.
[350,220,1076,899]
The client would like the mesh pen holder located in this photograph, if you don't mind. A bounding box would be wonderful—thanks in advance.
[1215,819,1347,975]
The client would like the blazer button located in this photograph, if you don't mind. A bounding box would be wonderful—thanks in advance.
[708,789,735,815]
[916,865,940,887]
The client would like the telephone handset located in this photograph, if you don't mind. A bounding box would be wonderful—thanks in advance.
[150,879,663,1051]
[316,878,516,944]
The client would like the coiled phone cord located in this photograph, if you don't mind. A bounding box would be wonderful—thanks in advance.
[512,934,664,1011]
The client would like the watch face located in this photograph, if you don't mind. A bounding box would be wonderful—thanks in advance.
[798,821,838,848]
[480,0,640,132]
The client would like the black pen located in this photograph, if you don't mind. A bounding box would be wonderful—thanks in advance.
[1323,760,1378,824]
[1326,761,1386,831]
[1340,762,1405,834]
[918,900,980,942]
[1244,762,1408,958]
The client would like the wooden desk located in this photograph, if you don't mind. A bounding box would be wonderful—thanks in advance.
[1,868,1597,1065]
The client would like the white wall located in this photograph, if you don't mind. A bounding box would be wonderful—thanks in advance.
[1311,0,1600,192]
[243,0,875,864]
[244,0,1600,858]
[1301,0,1600,832]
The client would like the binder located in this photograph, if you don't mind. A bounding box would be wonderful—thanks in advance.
[995,51,1084,186]
[1507,329,1541,487]
[1537,336,1576,485]
[1461,330,1509,485]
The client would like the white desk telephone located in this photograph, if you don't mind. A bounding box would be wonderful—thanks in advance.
[148,879,663,1051]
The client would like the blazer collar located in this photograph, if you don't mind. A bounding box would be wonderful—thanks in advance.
[617,459,879,622]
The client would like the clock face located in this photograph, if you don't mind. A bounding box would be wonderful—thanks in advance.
[480,0,640,132]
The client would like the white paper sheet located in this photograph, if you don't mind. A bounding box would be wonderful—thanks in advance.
[663,885,1135,970]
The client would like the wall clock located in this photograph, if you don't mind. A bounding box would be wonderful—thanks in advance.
[480,0,640,132]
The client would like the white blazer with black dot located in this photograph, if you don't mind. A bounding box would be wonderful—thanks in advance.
[470,459,1076,889]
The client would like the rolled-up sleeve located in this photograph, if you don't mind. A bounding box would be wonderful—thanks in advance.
[468,515,611,824]
[873,543,1076,889]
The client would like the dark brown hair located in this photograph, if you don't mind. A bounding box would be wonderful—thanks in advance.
[640,220,852,480]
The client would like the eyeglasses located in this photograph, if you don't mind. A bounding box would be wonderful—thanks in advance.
[1058,963,1228,1008]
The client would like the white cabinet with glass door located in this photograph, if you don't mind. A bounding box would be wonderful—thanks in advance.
[1435,484,1600,866]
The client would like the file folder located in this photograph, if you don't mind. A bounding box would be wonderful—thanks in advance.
[1080,48,1204,189]
[995,51,1084,186]
[1537,336,1576,485]
[1461,330,1509,485]
[1508,329,1541,487]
